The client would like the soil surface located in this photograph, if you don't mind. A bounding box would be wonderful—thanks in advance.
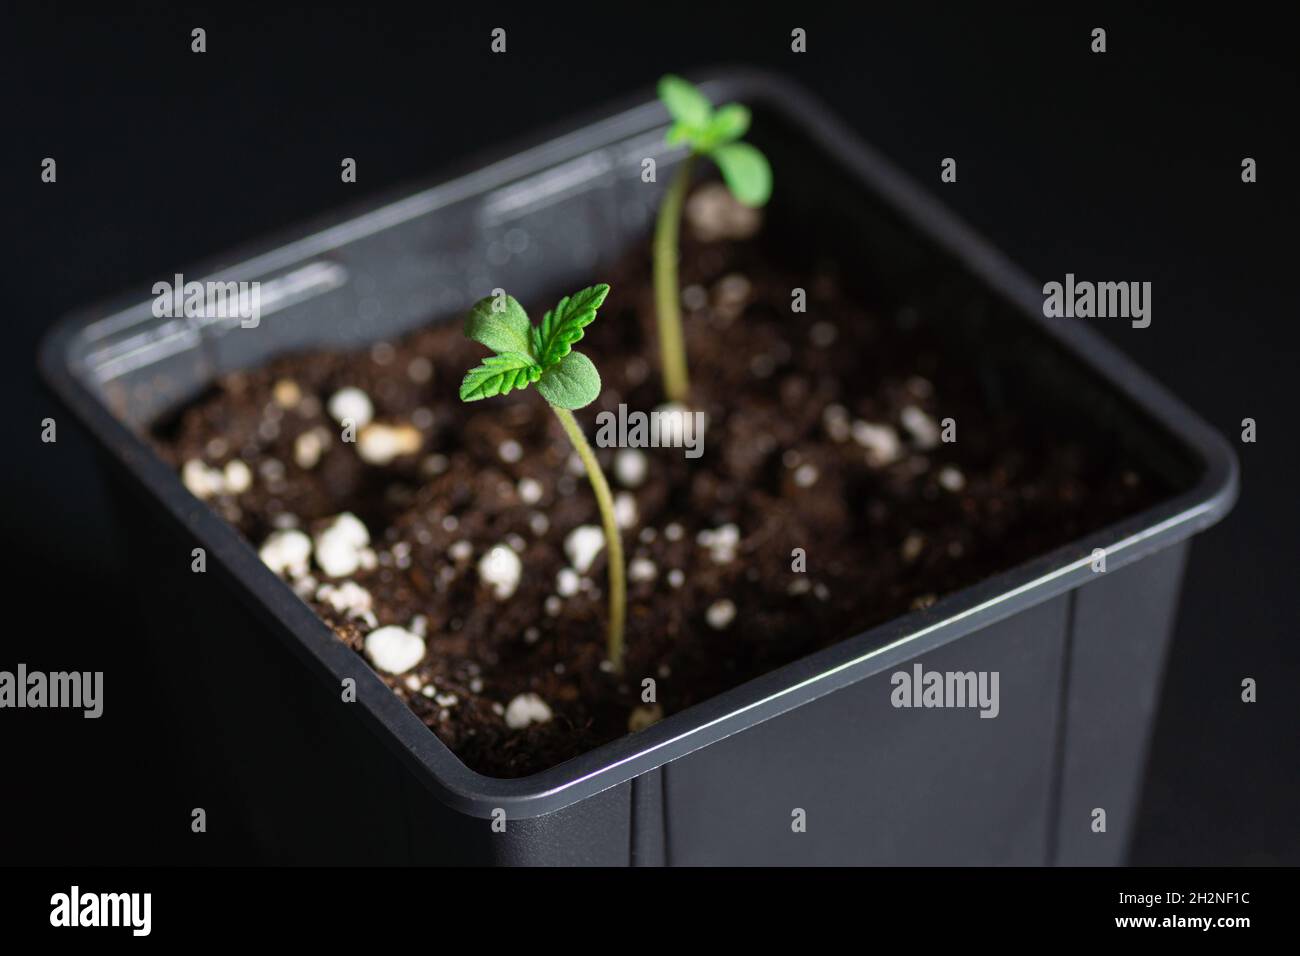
[153,183,1169,777]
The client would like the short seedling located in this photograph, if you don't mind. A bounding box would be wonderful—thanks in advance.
[654,74,773,403]
[458,284,627,672]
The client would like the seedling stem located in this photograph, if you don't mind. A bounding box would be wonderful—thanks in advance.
[653,155,696,403]
[552,404,626,672]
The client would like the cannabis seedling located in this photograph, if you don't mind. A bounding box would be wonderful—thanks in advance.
[458,284,627,672]
[654,74,772,403]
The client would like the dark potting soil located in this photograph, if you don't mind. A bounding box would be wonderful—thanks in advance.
[152,183,1170,777]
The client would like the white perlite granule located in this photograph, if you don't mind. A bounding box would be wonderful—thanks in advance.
[316,580,373,619]
[900,405,941,450]
[697,524,740,563]
[223,459,252,494]
[327,387,374,428]
[357,422,421,465]
[478,544,522,600]
[504,693,552,729]
[937,465,965,492]
[793,463,819,488]
[314,512,371,578]
[517,477,543,505]
[565,525,605,574]
[293,428,328,469]
[556,568,581,597]
[706,599,737,630]
[181,459,226,499]
[259,529,312,578]
[852,421,902,467]
[272,378,301,408]
[364,626,426,675]
[613,448,648,488]
[614,492,638,530]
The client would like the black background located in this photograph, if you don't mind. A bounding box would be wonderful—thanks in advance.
[3,4,1296,865]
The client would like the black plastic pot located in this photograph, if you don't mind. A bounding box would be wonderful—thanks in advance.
[40,71,1236,865]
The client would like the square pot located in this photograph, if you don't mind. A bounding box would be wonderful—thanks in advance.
[39,70,1237,865]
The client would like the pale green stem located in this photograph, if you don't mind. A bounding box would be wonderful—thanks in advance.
[653,154,697,404]
[551,404,626,673]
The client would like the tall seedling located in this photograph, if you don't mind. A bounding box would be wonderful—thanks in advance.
[654,75,772,403]
[459,284,628,672]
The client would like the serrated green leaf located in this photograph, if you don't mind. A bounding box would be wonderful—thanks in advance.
[712,142,772,207]
[703,104,750,147]
[458,351,542,402]
[464,293,534,358]
[534,283,610,368]
[535,350,602,410]
[658,75,712,128]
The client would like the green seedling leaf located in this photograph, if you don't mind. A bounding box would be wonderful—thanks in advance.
[658,74,712,128]
[703,104,750,147]
[458,284,611,405]
[535,350,601,410]
[464,293,534,358]
[655,74,771,210]
[458,351,541,401]
[532,283,610,368]
[711,142,772,207]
